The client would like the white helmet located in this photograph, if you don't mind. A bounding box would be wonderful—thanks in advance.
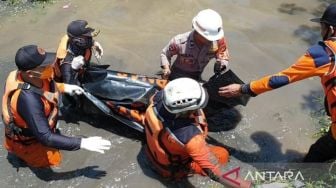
[163,78,208,114]
[192,9,224,41]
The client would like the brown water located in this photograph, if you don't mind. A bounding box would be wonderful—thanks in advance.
[0,0,331,187]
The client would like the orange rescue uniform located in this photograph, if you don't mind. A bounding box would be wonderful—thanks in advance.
[144,95,229,180]
[54,35,92,83]
[2,71,66,167]
[243,40,336,140]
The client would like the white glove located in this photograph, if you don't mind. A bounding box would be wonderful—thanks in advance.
[162,68,171,79]
[93,41,104,59]
[64,84,84,96]
[71,55,85,70]
[80,136,111,154]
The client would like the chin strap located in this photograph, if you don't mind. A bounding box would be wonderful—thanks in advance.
[324,25,336,40]
[323,26,330,40]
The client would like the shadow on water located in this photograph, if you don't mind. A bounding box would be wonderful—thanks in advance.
[300,89,324,113]
[207,131,305,163]
[277,2,333,45]
[205,105,242,132]
[312,1,331,17]
[278,3,307,15]
[6,153,107,181]
[294,25,320,45]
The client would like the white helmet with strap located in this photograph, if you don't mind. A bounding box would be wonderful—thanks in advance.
[163,78,208,114]
[192,9,224,41]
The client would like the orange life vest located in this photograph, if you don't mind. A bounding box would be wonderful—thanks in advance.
[144,100,208,178]
[320,40,336,139]
[2,71,59,144]
[54,35,92,81]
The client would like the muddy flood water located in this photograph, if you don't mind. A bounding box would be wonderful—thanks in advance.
[0,0,333,187]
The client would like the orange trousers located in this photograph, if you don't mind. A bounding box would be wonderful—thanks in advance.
[190,145,229,175]
[4,138,62,168]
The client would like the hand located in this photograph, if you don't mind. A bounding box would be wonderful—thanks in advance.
[64,84,84,96]
[71,56,85,70]
[218,84,242,97]
[93,41,104,59]
[214,60,229,74]
[80,136,111,154]
[162,68,171,79]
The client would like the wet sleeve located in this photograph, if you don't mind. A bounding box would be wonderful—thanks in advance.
[185,135,250,187]
[60,61,77,85]
[160,36,179,67]
[185,134,222,177]
[247,52,330,95]
[17,91,81,151]
[215,38,229,62]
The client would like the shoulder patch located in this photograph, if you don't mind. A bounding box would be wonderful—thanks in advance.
[171,123,201,144]
[307,42,330,67]
[168,42,179,52]
[269,75,289,89]
[217,38,226,47]
[175,31,191,45]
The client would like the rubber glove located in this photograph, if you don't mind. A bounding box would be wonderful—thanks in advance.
[64,84,84,96]
[80,136,111,154]
[71,55,85,70]
[93,41,104,59]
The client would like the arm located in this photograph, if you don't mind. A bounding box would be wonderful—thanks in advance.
[59,54,80,85]
[56,36,78,84]
[216,38,229,62]
[219,51,330,97]
[59,63,72,84]
[160,36,180,69]
[247,53,329,95]
[185,135,250,188]
[214,38,229,74]
[18,91,81,150]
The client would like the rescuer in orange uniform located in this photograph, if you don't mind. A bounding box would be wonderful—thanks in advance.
[218,3,336,162]
[144,77,251,187]
[55,20,104,84]
[55,20,104,110]
[2,45,111,168]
